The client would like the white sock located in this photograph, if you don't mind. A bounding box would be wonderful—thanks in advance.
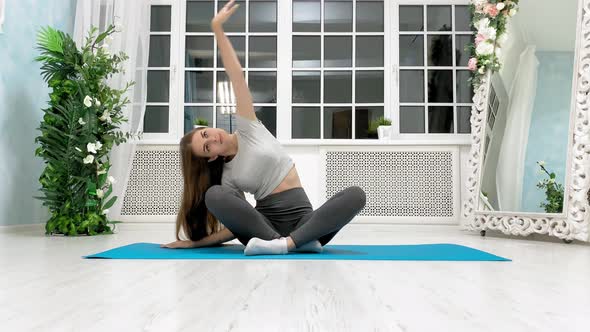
[244,237,288,256]
[291,240,323,253]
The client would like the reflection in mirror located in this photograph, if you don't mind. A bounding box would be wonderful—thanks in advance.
[478,0,577,214]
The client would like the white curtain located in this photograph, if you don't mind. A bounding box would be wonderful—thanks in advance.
[496,45,539,211]
[73,0,150,220]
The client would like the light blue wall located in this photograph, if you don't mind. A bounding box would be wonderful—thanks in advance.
[521,51,574,212]
[0,0,77,226]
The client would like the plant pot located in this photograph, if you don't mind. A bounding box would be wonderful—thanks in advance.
[377,125,392,140]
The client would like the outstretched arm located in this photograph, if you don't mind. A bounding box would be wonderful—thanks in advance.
[212,0,257,122]
[161,227,236,249]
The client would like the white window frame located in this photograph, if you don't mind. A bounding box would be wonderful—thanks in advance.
[141,0,472,145]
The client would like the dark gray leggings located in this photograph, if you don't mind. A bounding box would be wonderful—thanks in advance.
[204,185,366,247]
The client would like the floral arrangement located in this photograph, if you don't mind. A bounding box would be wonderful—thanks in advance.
[34,25,139,236]
[467,0,520,87]
[536,161,564,213]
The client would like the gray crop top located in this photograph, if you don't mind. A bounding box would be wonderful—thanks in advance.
[221,114,294,201]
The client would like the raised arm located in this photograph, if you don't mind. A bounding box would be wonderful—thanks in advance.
[211,0,257,122]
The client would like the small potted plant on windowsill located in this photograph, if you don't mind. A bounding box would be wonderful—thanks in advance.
[368,117,392,140]
[193,118,209,129]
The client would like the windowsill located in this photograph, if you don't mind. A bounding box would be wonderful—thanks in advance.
[135,136,473,146]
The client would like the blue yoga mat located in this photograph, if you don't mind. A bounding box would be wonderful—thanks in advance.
[83,243,510,261]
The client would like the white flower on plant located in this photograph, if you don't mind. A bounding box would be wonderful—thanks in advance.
[96,189,104,199]
[87,141,103,154]
[479,26,497,41]
[83,155,95,164]
[496,3,506,11]
[83,95,93,108]
[78,117,86,125]
[476,42,494,56]
[509,8,517,16]
[478,67,485,74]
[94,98,101,107]
[108,176,116,184]
[99,110,112,123]
[474,18,490,32]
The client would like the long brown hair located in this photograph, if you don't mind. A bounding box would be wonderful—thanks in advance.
[176,128,225,241]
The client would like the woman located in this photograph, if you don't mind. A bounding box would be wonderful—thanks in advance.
[162,0,366,255]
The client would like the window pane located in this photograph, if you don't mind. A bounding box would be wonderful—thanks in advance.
[325,0,353,32]
[325,36,352,67]
[427,70,453,103]
[293,71,321,103]
[399,70,424,103]
[147,71,169,102]
[217,36,245,67]
[249,72,277,103]
[428,106,453,133]
[324,71,352,103]
[457,106,472,134]
[400,106,425,133]
[293,36,321,68]
[356,71,383,103]
[149,35,170,67]
[186,37,214,68]
[427,5,451,31]
[292,107,320,138]
[186,1,213,32]
[428,35,452,66]
[217,1,246,32]
[457,70,474,103]
[399,35,424,66]
[356,1,384,32]
[215,108,237,133]
[185,71,213,103]
[249,1,277,32]
[184,106,214,134]
[399,6,423,31]
[355,106,383,139]
[216,71,244,103]
[356,36,383,67]
[456,35,474,66]
[293,0,320,32]
[144,106,169,133]
[249,37,277,68]
[254,105,277,136]
[151,6,171,32]
[455,5,473,32]
[325,107,352,138]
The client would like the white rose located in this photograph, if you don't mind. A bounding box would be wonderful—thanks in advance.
[478,67,485,74]
[509,8,517,16]
[78,118,86,125]
[474,18,490,32]
[95,141,103,151]
[95,98,101,107]
[96,189,104,198]
[83,155,94,164]
[479,26,497,41]
[496,3,506,11]
[476,42,494,56]
[83,95,93,108]
[87,142,97,154]
[108,176,116,184]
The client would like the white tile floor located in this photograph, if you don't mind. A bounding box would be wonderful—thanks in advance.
[1,223,589,332]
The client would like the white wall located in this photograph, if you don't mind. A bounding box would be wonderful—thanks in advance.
[0,0,77,226]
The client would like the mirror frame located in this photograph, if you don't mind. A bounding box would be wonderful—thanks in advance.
[461,0,590,242]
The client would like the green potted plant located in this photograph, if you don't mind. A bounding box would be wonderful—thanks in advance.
[368,117,392,140]
[536,161,564,213]
[193,117,209,129]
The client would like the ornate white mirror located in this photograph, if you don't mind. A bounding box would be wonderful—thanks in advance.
[462,0,590,243]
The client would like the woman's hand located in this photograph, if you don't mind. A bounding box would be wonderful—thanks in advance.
[160,240,196,249]
[211,0,240,30]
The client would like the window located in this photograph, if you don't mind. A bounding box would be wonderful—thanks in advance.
[143,0,473,142]
[397,4,474,134]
